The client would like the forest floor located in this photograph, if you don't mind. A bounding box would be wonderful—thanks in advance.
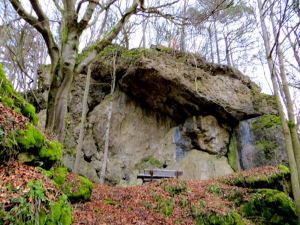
[0,161,294,225]
[71,167,284,225]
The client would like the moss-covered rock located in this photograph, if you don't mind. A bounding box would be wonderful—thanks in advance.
[2,122,62,168]
[46,167,93,203]
[39,140,62,162]
[223,165,290,192]
[228,133,238,171]
[135,156,163,170]
[15,123,45,150]
[193,211,245,225]
[0,64,38,125]
[255,140,278,160]
[241,189,298,225]
[251,114,281,130]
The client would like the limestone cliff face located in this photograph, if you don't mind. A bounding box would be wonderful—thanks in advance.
[36,46,284,184]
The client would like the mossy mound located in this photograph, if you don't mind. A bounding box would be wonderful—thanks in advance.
[241,189,298,225]
[192,211,244,225]
[2,122,62,168]
[135,156,163,170]
[45,167,93,203]
[0,65,62,167]
[0,162,72,225]
[222,165,290,191]
[0,64,38,125]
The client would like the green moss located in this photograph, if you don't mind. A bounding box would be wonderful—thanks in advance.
[228,133,238,171]
[39,140,63,161]
[63,175,93,202]
[135,156,163,170]
[208,184,223,196]
[51,167,68,185]
[193,211,244,225]
[48,195,72,225]
[252,114,281,130]
[21,104,38,125]
[15,124,45,150]
[120,48,148,62]
[0,180,71,225]
[61,25,68,44]
[154,195,174,217]
[278,164,289,173]
[191,200,206,218]
[17,152,36,163]
[47,167,93,203]
[241,189,298,225]
[224,165,290,191]
[163,180,187,196]
[1,96,14,107]
[255,140,278,159]
[0,64,38,125]
[225,190,245,206]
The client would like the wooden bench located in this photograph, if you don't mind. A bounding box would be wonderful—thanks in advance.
[137,169,183,183]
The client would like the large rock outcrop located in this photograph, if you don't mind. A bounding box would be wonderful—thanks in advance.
[35,46,284,184]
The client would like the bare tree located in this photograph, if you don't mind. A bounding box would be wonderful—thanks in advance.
[7,0,179,142]
[258,0,300,217]
[0,1,47,92]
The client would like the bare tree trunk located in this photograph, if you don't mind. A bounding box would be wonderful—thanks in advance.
[180,0,187,52]
[270,7,300,175]
[47,26,79,141]
[73,65,91,174]
[142,19,147,48]
[258,0,300,217]
[224,34,232,66]
[99,53,117,184]
[285,30,300,69]
[213,18,221,64]
[208,25,214,63]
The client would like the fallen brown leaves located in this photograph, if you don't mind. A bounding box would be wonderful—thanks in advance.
[72,166,284,225]
[0,159,285,225]
[0,103,28,137]
[0,161,61,205]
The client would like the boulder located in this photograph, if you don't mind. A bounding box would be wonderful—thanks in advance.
[33,47,281,184]
[111,49,277,124]
[168,150,233,180]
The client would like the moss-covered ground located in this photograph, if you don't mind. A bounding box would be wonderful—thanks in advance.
[0,65,94,224]
[0,162,72,225]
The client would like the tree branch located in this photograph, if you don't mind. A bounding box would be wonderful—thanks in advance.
[76,1,139,73]
[52,0,63,12]
[29,0,47,21]
[9,0,59,65]
[77,0,100,31]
